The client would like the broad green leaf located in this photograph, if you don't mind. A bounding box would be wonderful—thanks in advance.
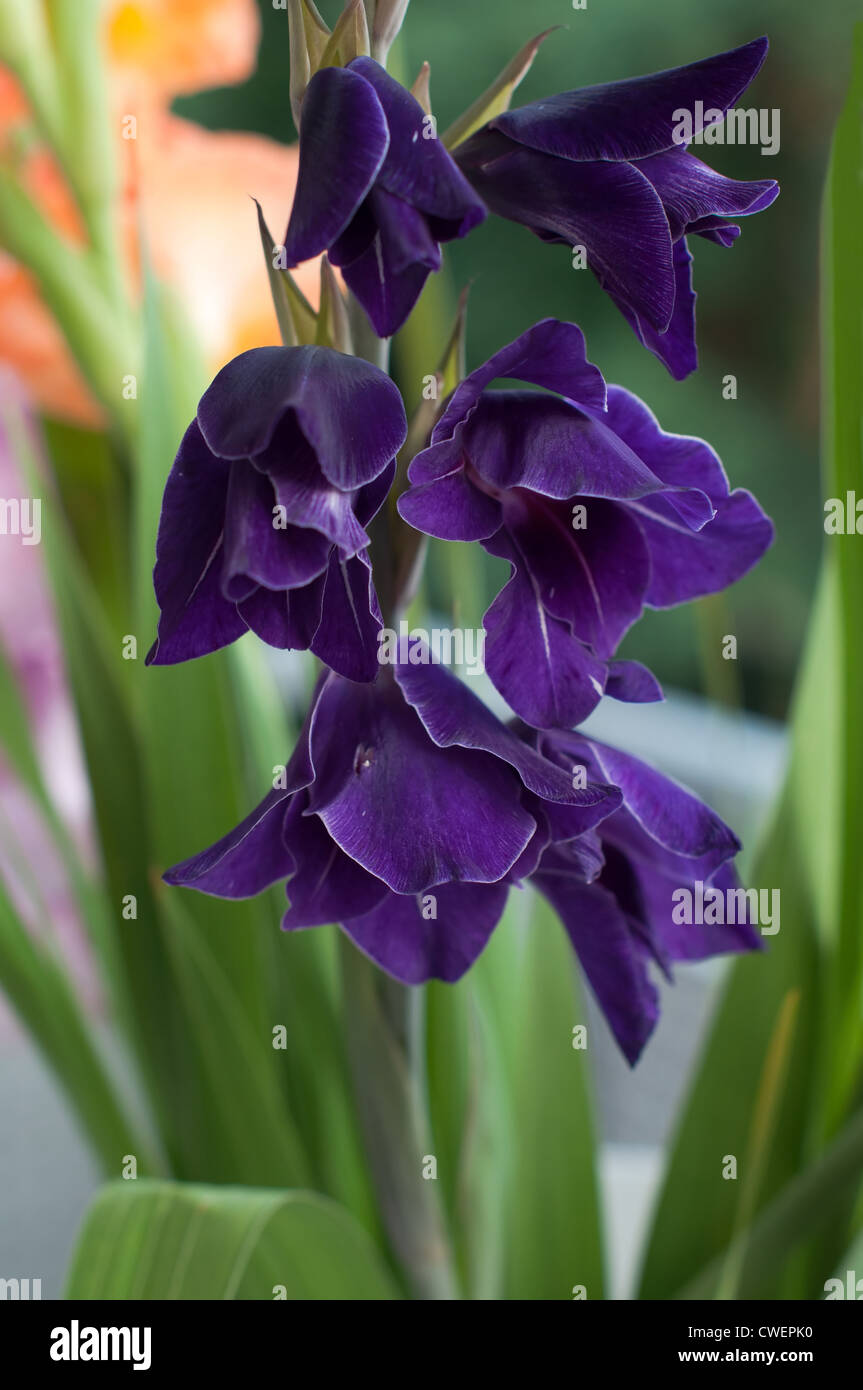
[816,20,863,1132]
[425,979,505,1299]
[157,895,310,1188]
[65,1180,400,1300]
[498,891,604,1301]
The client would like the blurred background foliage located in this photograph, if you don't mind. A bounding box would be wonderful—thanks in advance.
[177,0,858,719]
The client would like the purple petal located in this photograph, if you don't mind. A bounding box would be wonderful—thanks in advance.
[534,873,659,1065]
[599,387,773,597]
[221,461,332,595]
[164,787,295,897]
[284,65,389,263]
[310,550,383,682]
[506,810,552,881]
[257,418,371,555]
[603,384,730,502]
[305,674,535,892]
[147,421,248,666]
[570,736,741,874]
[281,798,389,927]
[197,346,407,489]
[237,575,325,650]
[397,469,502,541]
[416,320,607,475]
[482,528,608,729]
[689,217,742,247]
[462,392,676,502]
[394,654,619,818]
[635,488,774,608]
[341,880,508,984]
[483,38,769,163]
[611,237,697,379]
[349,58,487,234]
[164,689,319,894]
[631,857,762,966]
[605,660,664,704]
[336,186,441,338]
[496,499,651,658]
[355,460,396,527]
[637,147,779,241]
[457,142,675,332]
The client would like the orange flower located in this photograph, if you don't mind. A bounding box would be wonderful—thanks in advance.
[0,0,319,426]
[133,113,314,370]
[108,0,260,103]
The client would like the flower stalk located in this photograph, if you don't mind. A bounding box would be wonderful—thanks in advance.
[339,934,459,1300]
[340,285,457,1300]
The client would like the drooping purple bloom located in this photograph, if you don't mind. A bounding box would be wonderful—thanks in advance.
[146,344,407,681]
[398,319,773,729]
[164,653,759,1063]
[284,57,486,338]
[164,654,621,985]
[524,726,761,1063]
[453,38,779,377]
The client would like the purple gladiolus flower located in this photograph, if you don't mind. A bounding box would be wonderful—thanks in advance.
[453,38,779,378]
[284,57,487,338]
[399,319,773,729]
[164,654,621,986]
[524,727,761,1063]
[146,344,407,681]
[164,653,759,1064]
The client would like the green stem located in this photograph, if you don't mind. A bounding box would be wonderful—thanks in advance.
[694,593,743,709]
[347,292,390,372]
[339,935,459,1299]
[341,287,458,1298]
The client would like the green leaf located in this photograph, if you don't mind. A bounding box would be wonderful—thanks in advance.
[636,798,821,1299]
[489,891,604,1301]
[316,254,354,352]
[320,0,370,69]
[0,878,151,1173]
[255,199,317,347]
[638,32,863,1297]
[65,1179,401,1300]
[0,637,43,794]
[157,895,310,1187]
[426,979,505,1299]
[816,20,863,1131]
[126,268,317,1184]
[443,29,557,150]
[675,1106,863,1300]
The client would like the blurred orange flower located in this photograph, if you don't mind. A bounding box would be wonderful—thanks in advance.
[108,0,260,102]
[0,0,318,426]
